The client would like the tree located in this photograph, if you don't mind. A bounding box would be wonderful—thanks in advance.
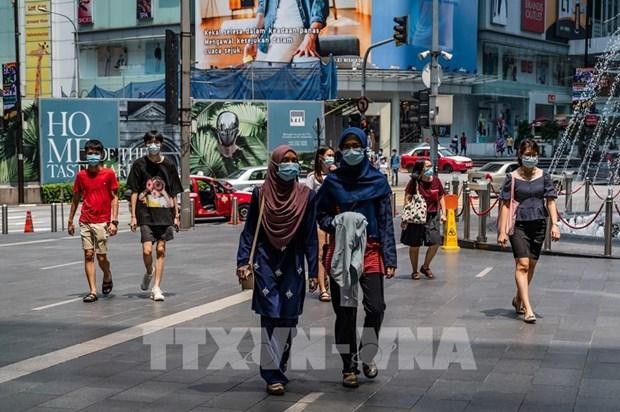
[516,120,533,147]
[540,120,560,143]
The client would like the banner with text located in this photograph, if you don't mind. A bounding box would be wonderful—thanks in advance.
[39,99,119,184]
[25,0,52,99]
[2,63,17,120]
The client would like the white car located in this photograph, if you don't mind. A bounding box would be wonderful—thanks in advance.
[468,160,569,195]
[223,165,311,192]
[223,166,268,192]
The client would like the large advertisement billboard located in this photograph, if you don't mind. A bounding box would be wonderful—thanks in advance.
[25,0,52,99]
[195,0,477,72]
[39,99,119,184]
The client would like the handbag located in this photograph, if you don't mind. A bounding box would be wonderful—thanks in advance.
[401,179,427,225]
[239,192,266,290]
[502,173,519,236]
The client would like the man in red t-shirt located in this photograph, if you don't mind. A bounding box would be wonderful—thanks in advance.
[68,139,120,303]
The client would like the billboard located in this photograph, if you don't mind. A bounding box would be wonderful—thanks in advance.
[372,0,478,72]
[195,0,476,72]
[522,0,545,33]
[492,0,507,25]
[39,99,120,184]
[25,0,51,99]
[78,0,93,25]
[137,0,153,20]
[267,101,323,153]
[2,63,17,120]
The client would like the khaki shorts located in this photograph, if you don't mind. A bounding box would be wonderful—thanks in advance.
[80,223,109,254]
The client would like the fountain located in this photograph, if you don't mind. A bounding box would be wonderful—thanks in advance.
[547,28,620,240]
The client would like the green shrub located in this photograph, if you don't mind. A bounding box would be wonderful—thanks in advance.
[40,183,74,203]
[41,181,128,203]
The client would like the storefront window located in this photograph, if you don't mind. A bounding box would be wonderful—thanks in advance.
[483,45,499,76]
[536,56,549,85]
[502,52,517,81]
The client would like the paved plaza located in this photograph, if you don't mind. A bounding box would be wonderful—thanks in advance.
[1,219,620,412]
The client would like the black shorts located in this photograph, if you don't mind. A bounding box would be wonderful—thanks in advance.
[400,213,441,247]
[509,219,546,260]
[140,225,174,243]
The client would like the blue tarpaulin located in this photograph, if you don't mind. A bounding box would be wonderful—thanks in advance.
[86,59,337,100]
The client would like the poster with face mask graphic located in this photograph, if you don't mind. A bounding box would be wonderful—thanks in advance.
[191,101,268,178]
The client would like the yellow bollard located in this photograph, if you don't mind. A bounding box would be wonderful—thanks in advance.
[442,194,460,250]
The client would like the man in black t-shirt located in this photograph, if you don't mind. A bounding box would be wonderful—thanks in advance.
[127,130,183,302]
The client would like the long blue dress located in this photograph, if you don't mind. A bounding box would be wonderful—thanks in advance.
[236,186,318,384]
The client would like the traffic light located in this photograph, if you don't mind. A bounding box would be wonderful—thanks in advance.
[418,90,430,128]
[165,29,179,125]
[393,16,408,46]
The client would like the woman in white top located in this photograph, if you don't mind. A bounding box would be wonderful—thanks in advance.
[305,146,336,301]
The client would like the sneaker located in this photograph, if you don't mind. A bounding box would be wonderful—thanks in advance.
[140,268,153,291]
[150,286,165,301]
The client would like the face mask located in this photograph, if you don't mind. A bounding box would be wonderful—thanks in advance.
[521,156,538,168]
[423,168,434,177]
[342,148,365,166]
[147,143,161,155]
[277,162,300,182]
[323,156,335,166]
[86,154,101,166]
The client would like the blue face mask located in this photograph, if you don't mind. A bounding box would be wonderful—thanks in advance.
[521,156,538,168]
[323,156,335,166]
[342,148,365,166]
[277,162,300,182]
[86,154,101,166]
[423,167,434,177]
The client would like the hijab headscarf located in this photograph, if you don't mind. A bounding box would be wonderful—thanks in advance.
[260,145,310,250]
[320,127,391,204]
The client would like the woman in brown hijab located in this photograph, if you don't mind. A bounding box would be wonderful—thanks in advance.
[237,145,318,396]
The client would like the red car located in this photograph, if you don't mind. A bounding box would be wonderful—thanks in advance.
[400,145,473,173]
[190,175,252,221]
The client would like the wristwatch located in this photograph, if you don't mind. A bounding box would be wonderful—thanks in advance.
[110,220,119,226]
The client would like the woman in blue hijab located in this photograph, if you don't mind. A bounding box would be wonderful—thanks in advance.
[316,127,397,388]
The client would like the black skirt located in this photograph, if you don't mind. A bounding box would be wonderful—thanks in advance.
[400,213,441,247]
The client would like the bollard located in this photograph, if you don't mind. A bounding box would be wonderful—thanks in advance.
[190,198,195,229]
[584,178,591,213]
[463,187,471,241]
[60,187,65,231]
[51,203,58,233]
[564,173,573,213]
[476,183,490,243]
[451,175,460,195]
[393,192,397,217]
[229,196,239,225]
[543,215,552,252]
[604,190,613,257]
[1,204,7,235]
[444,181,451,196]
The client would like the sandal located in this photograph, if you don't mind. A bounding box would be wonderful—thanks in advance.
[512,297,525,315]
[102,278,113,295]
[420,265,434,279]
[342,372,359,388]
[524,314,537,324]
[319,291,331,302]
[83,293,98,303]
[411,272,421,280]
[266,383,285,396]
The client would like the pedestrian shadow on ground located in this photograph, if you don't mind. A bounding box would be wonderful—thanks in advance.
[122,292,178,299]
[480,308,519,319]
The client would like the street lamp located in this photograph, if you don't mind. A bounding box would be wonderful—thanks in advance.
[37,5,80,96]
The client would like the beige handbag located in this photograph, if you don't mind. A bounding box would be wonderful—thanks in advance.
[239,194,265,290]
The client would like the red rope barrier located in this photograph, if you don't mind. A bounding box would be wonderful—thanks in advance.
[557,203,605,230]
[468,196,500,217]
[591,186,620,200]
[558,181,586,196]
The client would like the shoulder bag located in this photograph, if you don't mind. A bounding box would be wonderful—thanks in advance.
[401,179,427,225]
[240,192,266,290]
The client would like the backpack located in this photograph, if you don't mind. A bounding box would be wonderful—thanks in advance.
[401,179,427,225]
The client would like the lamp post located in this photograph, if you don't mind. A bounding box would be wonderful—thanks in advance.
[37,5,80,96]
[11,0,24,203]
